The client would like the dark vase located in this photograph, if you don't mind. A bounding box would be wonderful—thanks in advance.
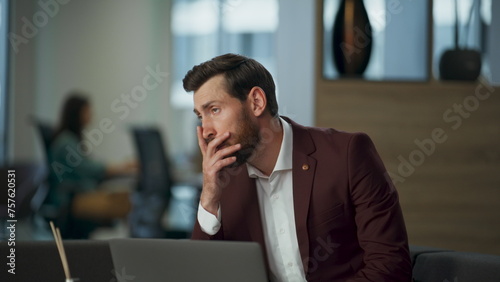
[438,0,482,81]
[332,0,373,77]
[439,49,482,81]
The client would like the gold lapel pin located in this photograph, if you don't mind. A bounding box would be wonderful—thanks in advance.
[302,164,309,171]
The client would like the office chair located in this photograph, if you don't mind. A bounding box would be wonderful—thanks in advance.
[31,120,67,226]
[31,120,54,212]
[130,126,193,238]
[34,120,54,158]
[31,119,88,238]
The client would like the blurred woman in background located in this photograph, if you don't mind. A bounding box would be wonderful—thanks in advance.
[48,92,135,238]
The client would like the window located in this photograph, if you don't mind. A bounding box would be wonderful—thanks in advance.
[170,0,278,109]
[169,0,279,155]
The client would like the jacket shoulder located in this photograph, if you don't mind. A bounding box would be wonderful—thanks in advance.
[294,121,370,149]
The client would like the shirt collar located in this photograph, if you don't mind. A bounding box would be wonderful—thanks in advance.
[246,117,293,178]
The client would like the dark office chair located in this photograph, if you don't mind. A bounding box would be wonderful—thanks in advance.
[33,120,54,158]
[31,120,54,212]
[31,119,84,237]
[129,127,193,238]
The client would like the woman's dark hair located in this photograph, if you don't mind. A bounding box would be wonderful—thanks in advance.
[183,53,278,117]
[55,92,90,140]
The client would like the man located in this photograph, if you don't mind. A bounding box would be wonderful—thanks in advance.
[183,53,412,281]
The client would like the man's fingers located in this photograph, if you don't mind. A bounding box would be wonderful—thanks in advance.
[213,156,237,171]
[206,131,231,156]
[197,129,239,172]
[205,143,241,169]
[213,143,241,161]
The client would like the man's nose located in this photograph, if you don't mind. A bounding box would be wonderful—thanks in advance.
[202,120,216,141]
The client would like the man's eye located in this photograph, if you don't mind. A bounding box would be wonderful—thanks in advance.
[211,108,220,114]
[197,115,202,120]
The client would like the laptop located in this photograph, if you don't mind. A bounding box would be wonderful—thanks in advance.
[109,238,268,282]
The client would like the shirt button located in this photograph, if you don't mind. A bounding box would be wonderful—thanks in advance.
[272,195,279,200]
[287,262,293,267]
[279,228,285,234]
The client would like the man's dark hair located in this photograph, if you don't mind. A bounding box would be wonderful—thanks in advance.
[55,92,90,141]
[183,53,278,117]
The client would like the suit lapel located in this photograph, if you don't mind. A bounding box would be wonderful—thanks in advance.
[284,117,317,274]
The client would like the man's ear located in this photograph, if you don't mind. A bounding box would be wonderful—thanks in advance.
[248,87,267,117]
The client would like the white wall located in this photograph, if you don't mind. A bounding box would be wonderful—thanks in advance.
[9,0,172,164]
[276,0,315,126]
[384,0,428,80]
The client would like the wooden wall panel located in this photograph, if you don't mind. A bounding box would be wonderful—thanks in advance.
[315,80,500,255]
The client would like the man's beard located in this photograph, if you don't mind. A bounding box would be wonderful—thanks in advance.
[230,109,261,167]
[210,108,261,168]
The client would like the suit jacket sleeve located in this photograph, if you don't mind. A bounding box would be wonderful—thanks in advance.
[346,133,412,281]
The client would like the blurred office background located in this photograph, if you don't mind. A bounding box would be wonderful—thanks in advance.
[0,0,499,254]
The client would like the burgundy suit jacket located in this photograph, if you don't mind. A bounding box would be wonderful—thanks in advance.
[192,117,412,281]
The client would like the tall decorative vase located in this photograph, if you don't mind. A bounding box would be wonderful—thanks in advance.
[332,0,373,77]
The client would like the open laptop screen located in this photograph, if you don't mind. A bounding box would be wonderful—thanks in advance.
[109,239,268,282]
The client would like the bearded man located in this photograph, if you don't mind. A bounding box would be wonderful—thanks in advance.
[183,53,412,282]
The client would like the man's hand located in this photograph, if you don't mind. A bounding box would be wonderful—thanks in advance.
[197,126,241,216]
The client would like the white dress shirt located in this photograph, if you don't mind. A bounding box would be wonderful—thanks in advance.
[198,117,306,282]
